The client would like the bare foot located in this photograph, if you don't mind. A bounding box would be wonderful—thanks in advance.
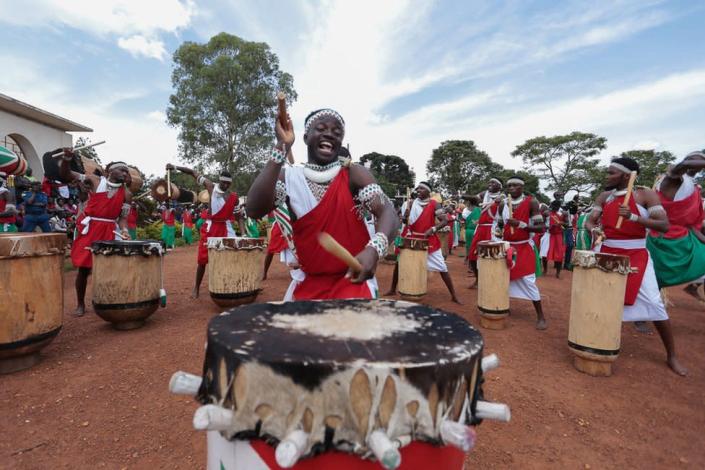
[683,283,703,301]
[191,287,200,299]
[73,305,85,317]
[634,321,653,334]
[667,356,688,376]
[536,318,548,330]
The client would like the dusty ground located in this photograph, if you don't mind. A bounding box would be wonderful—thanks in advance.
[2,243,704,469]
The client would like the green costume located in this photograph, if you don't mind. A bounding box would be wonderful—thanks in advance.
[648,231,705,287]
[245,218,260,238]
[0,223,18,232]
[182,226,193,245]
[464,206,481,258]
[574,213,591,251]
[128,228,137,240]
[161,224,175,248]
[533,244,543,277]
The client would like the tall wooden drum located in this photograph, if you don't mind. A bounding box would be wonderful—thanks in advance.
[438,228,450,258]
[207,237,265,308]
[0,233,66,373]
[459,224,466,244]
[172,299,490,469]
[92,240,164,330]
[568,250,629,377]
[398,237,428,300]
[127,166,143,193]
[477,241,510,330]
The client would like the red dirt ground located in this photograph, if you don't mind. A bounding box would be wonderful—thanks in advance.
[2,244,704,469]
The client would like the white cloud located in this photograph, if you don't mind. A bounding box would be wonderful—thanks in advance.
[118,35,167,61]
[146,110,167,122]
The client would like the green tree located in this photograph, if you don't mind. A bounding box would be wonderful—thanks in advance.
[494,169,548,203]
[73,137,102,165]
[426,140,501,196]
[167,32,296,194]
[359,152,415,199]
[511,132,607,195]
[619,149,675,189]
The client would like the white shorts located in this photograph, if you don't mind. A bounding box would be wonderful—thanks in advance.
[427,249,448,272]
[509,274,541,301]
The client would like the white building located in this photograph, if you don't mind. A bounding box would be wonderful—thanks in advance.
[0,93,91,179]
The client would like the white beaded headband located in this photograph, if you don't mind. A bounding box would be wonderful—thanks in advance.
[219,175,232,183]
[304,109,345,134]
[108,163,129,171]
[417,182,432,192]
[609,162,632,174]
[489,178,502,187]
[506,178,524,185]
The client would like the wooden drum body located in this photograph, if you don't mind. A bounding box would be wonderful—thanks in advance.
[151,178,180,202]
[568,251,629,377]
[91,240,163,330]
[459,224,466,244]
[477,241,510,330]
[398,237,428,300]
[207,237,265,308]
[0,233,66,373]
[127,166,143,193]
[438,229,450,258]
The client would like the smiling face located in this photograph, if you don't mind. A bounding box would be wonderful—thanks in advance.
[415,185,430,200]
[304,115,344,165]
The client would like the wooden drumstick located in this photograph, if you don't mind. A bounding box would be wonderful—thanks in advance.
[277,92,294,164]
[615,171,638,229]
[507,199,515,234]
[318,232,363,272]
[167,169,172,199]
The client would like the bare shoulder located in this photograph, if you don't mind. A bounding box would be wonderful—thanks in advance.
[634,187,659,205]
[348,163,375,188]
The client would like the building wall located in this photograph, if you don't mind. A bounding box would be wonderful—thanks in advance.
[0,110,74,179]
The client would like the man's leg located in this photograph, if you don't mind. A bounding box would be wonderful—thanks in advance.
[533,300,547,330]
[39,217,52,233]
[192,264,206,298]
[21,215,37,233]
[383,262,399,296]
[75,267,91,316]
[262,252,274,281]
[653,320,687,376]
[439,271,461,304]
[541,257,548,274]
[468,260,478,288]
[554,261,562,279]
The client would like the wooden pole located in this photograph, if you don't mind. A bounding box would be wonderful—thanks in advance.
[615,171,638,229]
[167,169,172,199]
[318,232,363,272]
[507,199,515,235]
[52,140,106,158]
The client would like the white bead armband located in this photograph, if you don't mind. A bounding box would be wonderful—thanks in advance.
[271,146,286,165]
[517,221,528,229]
[366,232,389,258]
[629,213,639,222]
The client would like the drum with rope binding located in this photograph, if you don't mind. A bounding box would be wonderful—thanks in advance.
[0,233,66,373]
[198,189,210,204]
[207,237,266,308]
[176,188,197,205]
[568,250,630,377]
[476,241,510,330]
[398,237,428,300]
[91,240,165,330]
[151,178,180,202]
[169,299,509,470]
[127,166,143,193]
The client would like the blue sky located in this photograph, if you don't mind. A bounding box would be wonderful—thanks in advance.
[1,0,704,180]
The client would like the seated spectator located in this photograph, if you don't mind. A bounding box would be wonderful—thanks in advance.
[22,181,51,232]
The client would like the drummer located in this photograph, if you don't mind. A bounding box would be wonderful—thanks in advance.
[585,157,687,376]
[384,182,461,303]
[160,202,176,250]
[498,175,548,330]
[246,108,399,299]
[57,150,132,316]
[167,164,238,298]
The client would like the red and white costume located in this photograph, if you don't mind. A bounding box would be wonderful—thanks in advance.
[502,195,541,301]
[541,210,565,262]
[284,165,377,300]
[468,191,500,261]
[127,206,138,231]
[71,177,125,268]
[197,190,239,266]
[267,222,288,254]
[401,198,447,272]
[597,190,668,321]
[0,187,16,230]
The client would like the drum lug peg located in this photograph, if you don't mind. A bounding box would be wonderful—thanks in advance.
[481,353,500,372]
[475,400,511,422]
[440,420,477,452]
[275,429,309,468]
[193,404,234,431]
[367,430,401,469]
[169,371,202,396]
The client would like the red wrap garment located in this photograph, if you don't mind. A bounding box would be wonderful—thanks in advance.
[0,194,16,225]
[127,207,138,229]
[292,168,373,300]
[267,222,288,254]
[401,199,441,253]
[504,196,535,281]
[162,209,175,226]
[655,187,704,239]
[468,201,498,261]
[182,210,193,228]
[197,192,238,266]
[71,185,125,268]
[600,194,647,305]
[546,211,566,262]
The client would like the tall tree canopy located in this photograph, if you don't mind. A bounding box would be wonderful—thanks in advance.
[511,132,607,195]
[359,152,415,199]
[426,140,502,196]
[167,33,296,193]
[619,149,675,189]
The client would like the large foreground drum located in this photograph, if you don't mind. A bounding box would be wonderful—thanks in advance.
[91,240,164,330]
[568,251,630,377]
[398,237,428,300]
[207,237,265,308]
[170,299,509,469]
[0,233,66,373]
[477,241,510,330]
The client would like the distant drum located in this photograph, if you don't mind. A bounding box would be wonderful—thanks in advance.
[398,237,428,299]
[476,241,510,330]
[207,237,266,308]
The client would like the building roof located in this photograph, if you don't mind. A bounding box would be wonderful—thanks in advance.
[0,93,92,132]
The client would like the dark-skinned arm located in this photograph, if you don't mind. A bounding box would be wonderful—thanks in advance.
[347,164,400,283]
[167,164,214,194]
[58,154,100,190]
[668,155,705,178]
[618,189,669,233]
[116,190,133,237]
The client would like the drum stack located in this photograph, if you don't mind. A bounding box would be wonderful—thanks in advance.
[568,250,630,377]
[91,240,165,330]
[0,145,28,176]
[169,299,510,470]
[0,233,66,373]
[397,237,428,300]
[207,237,266,307]
[476,241,510,330]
